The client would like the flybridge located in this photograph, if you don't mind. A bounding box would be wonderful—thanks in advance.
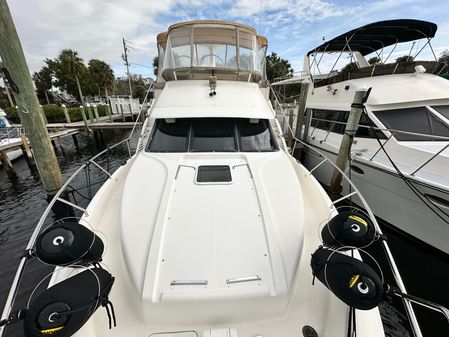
[307,19,438,57]
[302,19,446,87]
[155,20,268,83]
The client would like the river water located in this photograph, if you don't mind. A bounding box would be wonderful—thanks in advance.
[0,129,447,336]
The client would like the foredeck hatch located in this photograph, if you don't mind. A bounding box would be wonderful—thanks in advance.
[197,165,232,183]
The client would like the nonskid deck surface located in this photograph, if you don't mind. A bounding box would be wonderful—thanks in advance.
[65,155,383,337]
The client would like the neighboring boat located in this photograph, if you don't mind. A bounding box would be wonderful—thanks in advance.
[4,20,448,337]
[0,109,23,163]
[275,19,449,255]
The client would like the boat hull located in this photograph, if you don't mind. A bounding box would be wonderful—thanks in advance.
[303,146,449,255]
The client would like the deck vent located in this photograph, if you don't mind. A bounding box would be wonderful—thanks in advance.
[197,165,232,183]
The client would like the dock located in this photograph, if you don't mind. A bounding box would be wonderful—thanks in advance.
[1,108,141,172]
[0,129,80,171]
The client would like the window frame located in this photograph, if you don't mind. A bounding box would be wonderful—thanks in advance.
[145,117,279,153]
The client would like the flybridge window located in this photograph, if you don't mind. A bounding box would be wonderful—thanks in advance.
[147,118,278,153]
[373,107,449,141]
[312,109,386,139]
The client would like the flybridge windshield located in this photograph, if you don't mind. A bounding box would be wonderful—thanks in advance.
[373,106,449,141]
[146,118,278,153]
[161,24,266,78]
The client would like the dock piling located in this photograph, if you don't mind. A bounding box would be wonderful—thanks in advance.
[329,88,370,193]
[293,80,310,158]
[93,104,100,122]
[79,106,91,134]
[0,150,13,172]
[20,133,32,161]
[62,104,71,123]
[0,0,63,193]
[86,103,94,124]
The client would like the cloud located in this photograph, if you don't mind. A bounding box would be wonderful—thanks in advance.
[4,0,449,78]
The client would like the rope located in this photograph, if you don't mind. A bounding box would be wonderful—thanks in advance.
[360,106,449,225]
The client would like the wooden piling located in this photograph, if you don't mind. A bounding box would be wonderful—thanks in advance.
[329,88,370,193]
[79,106,91,134]
[86,104,94,124]
[106,104,112,122]
[72,134,79,149]
[0,0,63,192]
[128,99,134,121]
[93,104,100,122]
[20,133,32,160]
[287,108,295,148]
[62,104,71,123]
[40,105,48,124]
[120,104,125,122]
[0,150,13,171]
[294,79,310,145]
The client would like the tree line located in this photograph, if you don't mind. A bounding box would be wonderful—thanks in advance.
[31,49,151,107]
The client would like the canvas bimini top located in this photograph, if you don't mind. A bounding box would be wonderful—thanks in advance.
[307,19,438,56]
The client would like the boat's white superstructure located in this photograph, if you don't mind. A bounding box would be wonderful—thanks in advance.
[277,20,449,255]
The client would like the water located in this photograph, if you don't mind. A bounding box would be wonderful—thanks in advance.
[0,130,447,336]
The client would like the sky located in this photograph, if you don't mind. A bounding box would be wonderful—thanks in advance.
[6,0,449,79]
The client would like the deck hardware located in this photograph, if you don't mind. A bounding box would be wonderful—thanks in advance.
[170,280,208,286]
[226,276,261,284]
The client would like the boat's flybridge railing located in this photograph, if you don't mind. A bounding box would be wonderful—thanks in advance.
[0,89,152,337]
[307,36,440,82]
[309,116,449,176]
[270,87,449,337]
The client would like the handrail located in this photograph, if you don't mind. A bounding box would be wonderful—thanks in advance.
[310,117,449,141]
[308,116,449,176]
[0,88,152,337]
[271,87,425,337]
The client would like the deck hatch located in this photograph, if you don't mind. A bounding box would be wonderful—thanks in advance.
[197,165,232,183]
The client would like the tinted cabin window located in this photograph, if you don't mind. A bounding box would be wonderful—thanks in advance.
[431,105,449,120]
[148,119,189,152]
[373,107,449,141]
[191,118,236,152]
[312,109,385,139]
[237,119,277,151]
[147,118,278,152]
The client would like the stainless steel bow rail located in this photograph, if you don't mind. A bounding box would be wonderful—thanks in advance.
[0,89,152,337]
[271,87,449,337]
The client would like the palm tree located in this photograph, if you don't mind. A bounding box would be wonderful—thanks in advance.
[33,66,52,104]
[88,59,115,103]
[59,49,86,105]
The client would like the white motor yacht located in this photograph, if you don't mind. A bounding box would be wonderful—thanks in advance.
[275,19,449,256]
[5,20,447,337]
[0,110,22,162]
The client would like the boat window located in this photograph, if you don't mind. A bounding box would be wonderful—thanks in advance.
[431,105,449,120]
[312,109,386,139]
[191,118,236,152]
[146,118,278,153]
[147,119,189,152]
[237,119,277,151]
[373,107,449,141]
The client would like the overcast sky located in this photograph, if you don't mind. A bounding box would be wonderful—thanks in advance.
[6,0,449,78]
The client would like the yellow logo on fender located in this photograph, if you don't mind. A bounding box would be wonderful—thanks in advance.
[349,274,360,288]
[40,326,64,335]
[348,215,368,227]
